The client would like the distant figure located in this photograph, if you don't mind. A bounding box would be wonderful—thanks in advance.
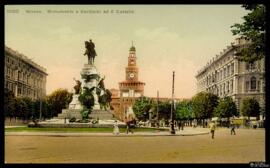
[181,121,184,130]
[126,120,134,134]
[209,121,216,139]
[178,121,181,131]
[230,121,236,135]
[113,120,120,135]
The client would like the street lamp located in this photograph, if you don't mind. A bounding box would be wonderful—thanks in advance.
[170,71,176,134]
[39,97,42,121]
[156,90,159,128]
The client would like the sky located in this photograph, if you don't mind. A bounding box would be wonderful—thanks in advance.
[5,5,248,99]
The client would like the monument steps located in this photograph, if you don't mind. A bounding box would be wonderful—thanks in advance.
[56,109,115,120]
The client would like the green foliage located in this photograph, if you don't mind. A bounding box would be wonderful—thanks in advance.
[81,109,90,120]
[78,87,95,110]
[5,88,57,121]
[214,96,238,119]
[46,88,73,117]
[156,101,171,121]
[33,99,49,119]
[4,88,16,119]
[192,92,219,119]
[98,89,112,110]
[15,97,34,120]
[133,97,152,121]
[241,97,260,119]
[175,100,194,120]
[231,4,265,63]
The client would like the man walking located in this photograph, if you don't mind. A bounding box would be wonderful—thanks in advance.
[230,121,236,135]
[126,120,133,134]
[209,121,216,139]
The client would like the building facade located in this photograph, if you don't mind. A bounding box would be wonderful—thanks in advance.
[109,88,121,119]
[195,38,265,112]
[5,46,48,100]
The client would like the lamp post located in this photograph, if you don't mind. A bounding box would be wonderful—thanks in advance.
[157,90,159,128]
[39,97,42,121]
[170,71,176,134]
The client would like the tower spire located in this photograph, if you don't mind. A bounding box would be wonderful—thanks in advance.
[129,41,136,52]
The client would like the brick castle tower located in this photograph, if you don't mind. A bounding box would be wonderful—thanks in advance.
[118,43,145,120]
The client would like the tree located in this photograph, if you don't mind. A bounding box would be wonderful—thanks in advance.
[132,97,152,121]
[231,4,265,63]
[156,101,171,122]
[241,97,260,120]
[175,100,194,127]
[214,96,238,126]
[15,97,33,121]
[192,92,219,127]
[46,88,73,117]
[98,89,112,110]
[33,99,49,120]
[4,88,16,120]
[175,100,194,121]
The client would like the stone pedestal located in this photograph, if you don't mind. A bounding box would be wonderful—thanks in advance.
[89,109,115,120]
[57,109,83,119]
[81,64,100,110]
[56,109,115,120]
[68,94,83,110]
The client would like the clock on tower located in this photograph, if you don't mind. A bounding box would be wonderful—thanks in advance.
[129,72,135,79]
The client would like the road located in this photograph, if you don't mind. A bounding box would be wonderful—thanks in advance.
[5,128,265,163]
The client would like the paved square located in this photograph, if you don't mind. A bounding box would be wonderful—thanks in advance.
[5,128,265,163]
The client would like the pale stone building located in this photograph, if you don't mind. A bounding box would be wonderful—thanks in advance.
[195,38,265,112]
[4,46,48,100]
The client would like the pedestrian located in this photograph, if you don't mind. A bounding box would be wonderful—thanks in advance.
[178,121,181,131]
[126,120,133,134]
[230,121,236,135]
[113,120,120,135]
[181,121,184,130]
[209,121,216,139]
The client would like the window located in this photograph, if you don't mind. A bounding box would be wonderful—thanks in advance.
[231,63,234,74]
[221,70,223,80]
[246,62,256,71]
[223,83,226,95]
[5,81,8,88]
[245,62,249,70]
[18,71,21,80]
[227,81,230,93]
[245,81,250,91]
[18,87,21,95]
[250,62,255,70]
[251,76,256,90]
[231,80,234,93]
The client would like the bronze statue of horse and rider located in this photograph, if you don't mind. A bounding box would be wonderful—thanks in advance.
[84,39,97,65]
